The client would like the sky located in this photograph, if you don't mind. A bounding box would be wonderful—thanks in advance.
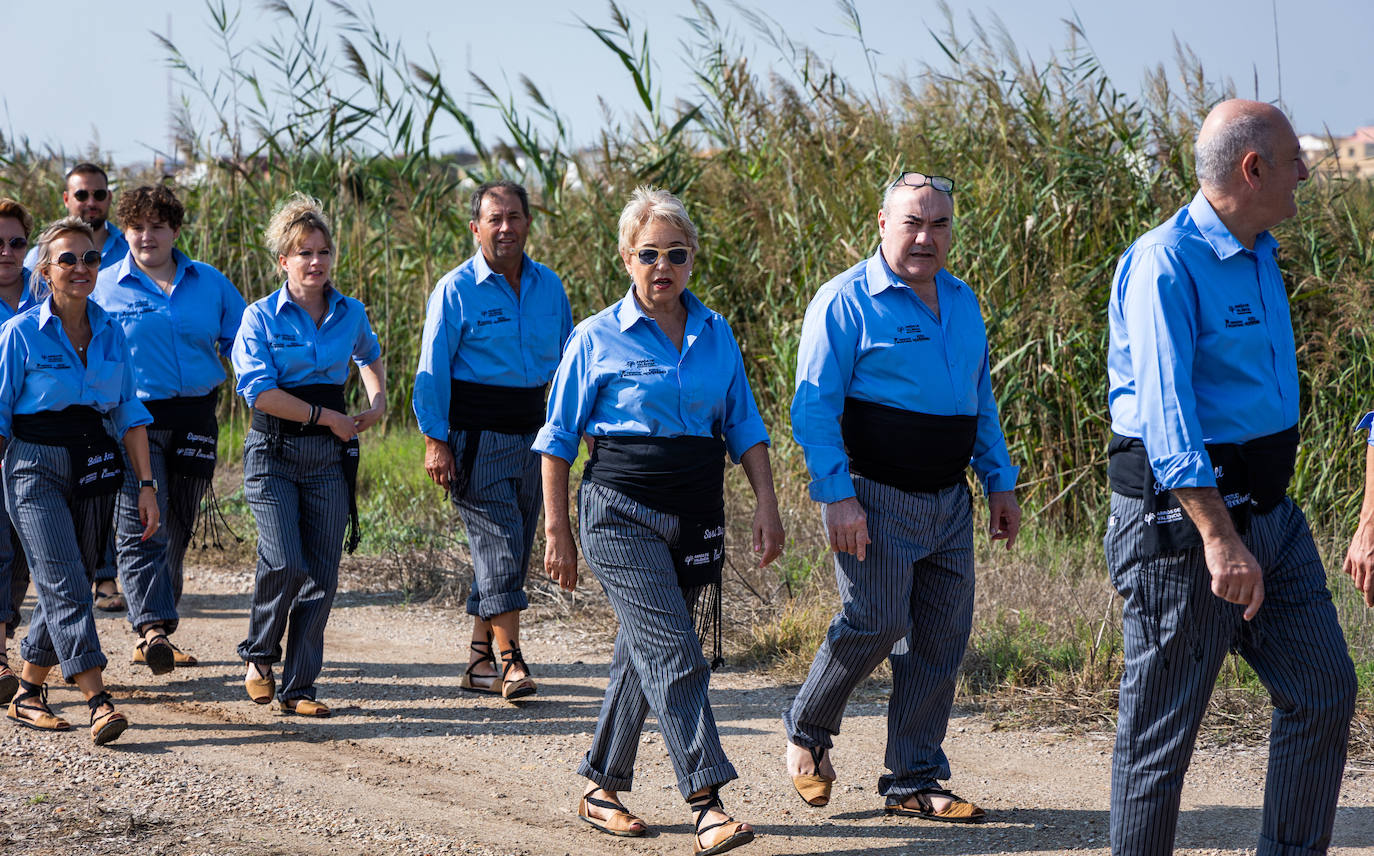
[4,0,1371,165]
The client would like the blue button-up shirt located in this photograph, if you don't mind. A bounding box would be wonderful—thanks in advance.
[413,252,572,439]
[1108,191,1301,489]
[533,288,769,465]
[0,297,152,439]
[231,285,382,408]
[1355,412,1374,446]
[24,223,129,285]
[792,251,1018,503]
[93,250,247,401]
[0,269,43,325]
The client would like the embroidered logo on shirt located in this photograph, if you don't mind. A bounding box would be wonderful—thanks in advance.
[620,358,667,377]
[476,307,513,328]
[111,299,157,321]
[269,333,306,350]
[36,352,72,370]
[894,323,930,344]
[1224,303,1260,329]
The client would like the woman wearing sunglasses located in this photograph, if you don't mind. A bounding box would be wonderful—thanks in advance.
[92,185,247,675]
[0,198,41,706]
[536,187,783,855]
[231,194,384,717]
[0,217,159,745]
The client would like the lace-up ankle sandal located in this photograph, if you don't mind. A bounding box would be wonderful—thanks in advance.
[689,786,754,855]
[498,646,536,701]
[459,633,498,695]
[6,678,71,732]
[87,691,128,745]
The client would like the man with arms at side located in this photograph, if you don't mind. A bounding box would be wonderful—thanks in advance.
[414,181,572,701]
[1105,99,1357,856]
[784,171,1021,821]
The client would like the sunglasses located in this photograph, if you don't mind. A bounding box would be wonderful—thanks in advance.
[52,250,101,268]
[890,172,955,193]
[1,237,26,251]
[634,247,691,266]
[71,189,110,202]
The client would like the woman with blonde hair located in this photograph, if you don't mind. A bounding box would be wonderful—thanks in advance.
[231,194,384,717]
[537,186,783,854]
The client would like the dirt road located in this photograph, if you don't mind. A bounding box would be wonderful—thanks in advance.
[2,562,1372,856]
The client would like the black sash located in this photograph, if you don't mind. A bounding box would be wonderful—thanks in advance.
[146,389,219,480]
[447,380,547,500]
[13,406,122,498]
[251,383,361,554]
[1107,425,1299,552]
[842,397,977,493]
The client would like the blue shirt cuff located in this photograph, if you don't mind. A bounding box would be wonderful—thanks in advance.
[1151,450,1216,490]
[724,422,770,464]
[1357,411,1374,445]
[532,424,579,464]
[982,465,1019,495]
[808,471,856,504]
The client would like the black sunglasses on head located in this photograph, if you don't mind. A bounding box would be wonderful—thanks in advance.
[72,189,109,202]
[53,250,101,268]
[634,247,690,266]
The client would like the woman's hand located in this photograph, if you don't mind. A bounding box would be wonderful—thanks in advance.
[352,405,384,434]
[137,486,161,541]
[753,502,784,568]
[320,408,357,442]
[545,525,579,592]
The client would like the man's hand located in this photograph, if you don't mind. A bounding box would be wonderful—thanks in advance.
[753,502,785,568]
[1202,532,1265,620]
[424,435,456,490]
[545,525,579,592]
[1344,520,1374,608]
[988,490,1021,549]
[823,496,870,562]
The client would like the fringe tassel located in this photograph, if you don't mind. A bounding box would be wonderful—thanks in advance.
[683,582,724,670]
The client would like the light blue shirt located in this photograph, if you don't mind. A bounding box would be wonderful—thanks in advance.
[0,297,152,439]
[413,251,573,439]
[1356,412,1374,446]
[24,222,129,286]
[791,251,1018,503]
[0,269,43,325]
[231,285,382,408]
[1108,191,1301,489]
[533,288,769,465]
[93,250,247,401]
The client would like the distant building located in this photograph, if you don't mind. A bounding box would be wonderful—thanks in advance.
[1322,126,1374,179]
[1298,134,1331,168]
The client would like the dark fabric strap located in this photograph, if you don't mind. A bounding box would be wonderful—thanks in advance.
[842,397,977,493]
[449,380,547,434]
[146,390,219,479]
[249,383,345,437]
[583,435,726,518]
[12,405,106,445]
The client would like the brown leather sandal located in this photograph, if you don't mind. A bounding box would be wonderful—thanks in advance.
[0,651,17,706]
[93,583,125,612]
[88,691,128,746]
[690,787,754,855]
[578,788,647,837]
[279,697,331,717]
[499,646,536,701]
[6,680,70,732]
[458,634,498,694]
[133,628,175,675]
[884,787,986,823]
[244,662,275,704]
[791,744,835,807]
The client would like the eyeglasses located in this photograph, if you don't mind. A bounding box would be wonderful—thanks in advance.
[890,172,955,193]
[71,189,110,202]
[633,247,691,266]
[1,237,26,251]
[53,250,101,268]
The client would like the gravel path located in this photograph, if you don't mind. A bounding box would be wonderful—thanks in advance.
[2,563,1372,856]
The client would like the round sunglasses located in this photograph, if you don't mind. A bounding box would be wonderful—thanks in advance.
[633,247,691,266]
[52,250,102,268]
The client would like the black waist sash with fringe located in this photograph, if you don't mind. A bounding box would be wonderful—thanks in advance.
[146,389,237,549]
[251,383,361,554]
[583,435,728,668]
[13,405,122,498]
[447,379,547,500]
[1107,424,1299,553]
[842,397,978,494]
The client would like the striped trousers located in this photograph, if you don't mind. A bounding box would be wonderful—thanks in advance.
[446,429,540,619]
[236,430,348,702]
[5,439,116,678]
[116,427,188,634]
[576,482,738,800]
[1106,492,1356,856]
[784,477,975,799]
[0,475,30,639]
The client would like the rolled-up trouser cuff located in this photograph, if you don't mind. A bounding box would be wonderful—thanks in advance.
[1257,835,1329,856]
[679,763,739,801]
[129,611,180,636]
[782,708,834,751]
[578,754,635,793]
[467,589,529,620]
[878,774,944,799]
[18,635,59,668]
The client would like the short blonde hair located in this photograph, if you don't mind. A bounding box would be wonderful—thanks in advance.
[34,216,95,271]
[265,192,333,257]
[0,198,33,238]
[616,186,699,256]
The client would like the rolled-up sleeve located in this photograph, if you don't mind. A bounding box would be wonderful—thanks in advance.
[216,274,248,357]
[351,305,381,368]
[718,320,769,463]
[413,283,457,440]
[791,289,859,503]
[533,329,593,464]
[231,309,277,407]
[1122,244,1215,489]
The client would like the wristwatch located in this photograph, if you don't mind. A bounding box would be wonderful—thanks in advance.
[138,479,158,493]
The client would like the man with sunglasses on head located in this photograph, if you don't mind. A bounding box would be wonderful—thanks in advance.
[25,163,131,614]
[783,171,1020,823]
[413,180,572,701]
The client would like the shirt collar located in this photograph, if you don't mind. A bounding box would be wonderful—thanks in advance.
[1188,190,1277,260]
[115,248,197,287]
[271,282,343,316]
[472,250,534,288]
[38,295,113,334]
[615,286,711,332]
[864,249,951,296]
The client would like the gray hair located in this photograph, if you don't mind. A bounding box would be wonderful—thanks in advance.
[1195,112,1277,186]
[34,216,95,271]
[617,186,699,256]
[880,181,955,217]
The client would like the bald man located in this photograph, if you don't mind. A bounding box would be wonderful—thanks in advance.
[1106,99,1357,855]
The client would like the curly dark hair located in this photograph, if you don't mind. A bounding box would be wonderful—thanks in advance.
[116,184,185,231]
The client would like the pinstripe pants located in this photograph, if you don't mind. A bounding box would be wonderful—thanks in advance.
[1106,492,1356,856]
[446,429,540,619]
[576,482,738,799]
[116,428,183,633]
[784,477,975,798]
[236,430,348,702]
[4,439,116,679]
[0,475,30,639]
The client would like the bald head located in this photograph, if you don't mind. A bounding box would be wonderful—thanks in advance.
[1195,99,1294,189]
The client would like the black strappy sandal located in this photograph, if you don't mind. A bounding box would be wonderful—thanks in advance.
[6,678,71,731]
[0,650,17,705]
[690,787,754,855]
[87,690,128,746]
[135,626,175,675]
[498,646,536,701]
[459,634,499,695]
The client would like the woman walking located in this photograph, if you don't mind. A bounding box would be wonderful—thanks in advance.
[0,217,159,745]
[536,187,783,855]
[231,194,384,717]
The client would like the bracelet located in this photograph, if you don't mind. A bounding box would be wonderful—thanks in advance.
[307,404,321,425]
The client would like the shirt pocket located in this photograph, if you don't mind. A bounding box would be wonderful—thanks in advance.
[526,311,566,374]
[86,361,125,410]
